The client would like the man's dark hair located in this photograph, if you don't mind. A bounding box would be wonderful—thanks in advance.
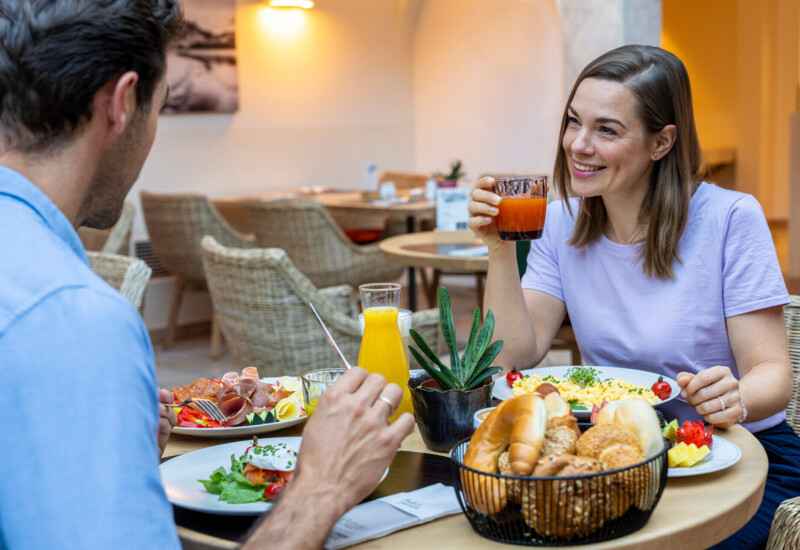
[0,0,183,153]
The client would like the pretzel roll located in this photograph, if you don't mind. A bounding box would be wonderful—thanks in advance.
[594,399,665,459]
[462,394,547,514]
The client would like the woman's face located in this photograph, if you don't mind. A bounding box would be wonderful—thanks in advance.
[562,77,658,203]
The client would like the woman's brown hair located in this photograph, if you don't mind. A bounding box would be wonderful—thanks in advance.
[553,45,702,279]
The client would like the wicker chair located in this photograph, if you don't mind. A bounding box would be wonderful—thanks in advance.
[244,199,403,290]
[765,295,800,550]
[78,201,136,255]
[201,236,441,376]
[87,251,152,317]
[140,191,256,356]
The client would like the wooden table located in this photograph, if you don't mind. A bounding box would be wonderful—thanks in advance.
[165,422,767,550]
[379,230,488,273]
[212,190,436,310]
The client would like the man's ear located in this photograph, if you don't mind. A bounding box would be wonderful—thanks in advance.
[106,71,139,134]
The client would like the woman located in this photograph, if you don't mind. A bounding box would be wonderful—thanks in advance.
[468,44,799,549]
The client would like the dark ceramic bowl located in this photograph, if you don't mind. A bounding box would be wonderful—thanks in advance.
[408,372,494,452]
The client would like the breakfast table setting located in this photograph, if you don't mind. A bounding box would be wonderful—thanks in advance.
[163,418,766,550]
[162,367,768,550]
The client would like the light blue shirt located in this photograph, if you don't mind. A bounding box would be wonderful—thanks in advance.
[0,167,180,549]
[522,182,789,433]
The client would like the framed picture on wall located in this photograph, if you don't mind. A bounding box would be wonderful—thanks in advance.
[161,0,239,114]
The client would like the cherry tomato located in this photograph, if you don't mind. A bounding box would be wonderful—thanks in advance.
[506,368,523,387]
[651,376,672,400]
[264,481,286,501]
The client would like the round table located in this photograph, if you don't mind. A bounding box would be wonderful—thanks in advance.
[166,422,767,550]
[378,230,489,273]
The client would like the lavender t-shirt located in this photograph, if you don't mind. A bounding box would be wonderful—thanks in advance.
[521,182,789,432]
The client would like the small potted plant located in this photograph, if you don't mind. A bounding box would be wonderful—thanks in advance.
[407,286,503,452]
[435,160,465,188]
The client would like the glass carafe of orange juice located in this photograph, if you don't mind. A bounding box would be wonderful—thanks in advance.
[357,283,413,422]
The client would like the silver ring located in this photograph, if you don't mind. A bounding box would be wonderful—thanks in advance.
[378,396,395,410]
[717,396,726,412]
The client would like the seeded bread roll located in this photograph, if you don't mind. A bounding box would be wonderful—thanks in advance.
[523,454,607,538]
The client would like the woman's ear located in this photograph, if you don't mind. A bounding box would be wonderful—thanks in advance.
[652,124,677,159]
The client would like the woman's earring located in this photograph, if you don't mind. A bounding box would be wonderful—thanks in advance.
[652,153,659,159]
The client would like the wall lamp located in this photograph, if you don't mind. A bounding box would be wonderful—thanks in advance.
[268,0,314,8]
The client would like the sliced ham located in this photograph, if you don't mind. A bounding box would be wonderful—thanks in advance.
[236,378,258,400]
[216,387,239,402]
[241,366,259,379]
[221,371,239,387]
[219,395,253,426]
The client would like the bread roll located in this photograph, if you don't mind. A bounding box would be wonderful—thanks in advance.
[522,454,607,538]
[462,394,547,514]
[594,399,665,459]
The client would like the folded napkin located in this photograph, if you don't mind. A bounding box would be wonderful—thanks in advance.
[447,245,488,257]
[324,483,461,549]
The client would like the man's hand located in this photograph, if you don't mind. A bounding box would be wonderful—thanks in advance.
[241,367,414,550]
[157,388,177,456]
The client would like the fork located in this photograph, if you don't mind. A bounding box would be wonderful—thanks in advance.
[165,398,227,423]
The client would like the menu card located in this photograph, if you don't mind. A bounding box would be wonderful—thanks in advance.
[324,483,461,549]
[436,188,470,231]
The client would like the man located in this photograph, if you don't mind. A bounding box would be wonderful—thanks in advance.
[0,2,413,548]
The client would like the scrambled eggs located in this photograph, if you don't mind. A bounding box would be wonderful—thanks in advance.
[512,373,661,408]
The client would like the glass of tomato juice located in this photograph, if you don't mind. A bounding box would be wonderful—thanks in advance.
[493,176,548,240]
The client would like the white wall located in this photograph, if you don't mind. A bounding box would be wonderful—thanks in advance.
[131,0,418,240]
[411,0,565,180]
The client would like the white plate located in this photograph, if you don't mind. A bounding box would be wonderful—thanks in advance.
[161,437,389,515]
[161,437,301,515]
[667,435,741,478]
[171,377,307,438]
[492,366,679,419]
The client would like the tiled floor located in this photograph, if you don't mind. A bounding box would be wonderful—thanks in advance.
[154,273,571,389]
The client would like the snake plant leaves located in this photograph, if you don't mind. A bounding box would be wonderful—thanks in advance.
[407,285,504,391]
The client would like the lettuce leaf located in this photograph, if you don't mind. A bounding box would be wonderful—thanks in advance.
[198,454,267,503]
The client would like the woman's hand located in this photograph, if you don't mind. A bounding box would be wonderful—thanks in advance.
[676,368,743,428]
[467,177,512,252]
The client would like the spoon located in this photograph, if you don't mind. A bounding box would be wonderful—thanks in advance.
[307,302,353,370]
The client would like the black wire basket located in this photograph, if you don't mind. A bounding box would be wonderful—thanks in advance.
[449,438,668,546]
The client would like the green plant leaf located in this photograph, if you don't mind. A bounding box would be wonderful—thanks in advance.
[460,307,482,374]
[437,286,461,380]
[471,340,504,376]
[409,328,449,372]
[408,347,460,390]
[463,366,502,391]
[462,310,496,382]
[464,340,504,389]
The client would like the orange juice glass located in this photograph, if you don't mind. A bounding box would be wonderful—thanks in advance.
[357,283,413,422]
[494,176,548,240]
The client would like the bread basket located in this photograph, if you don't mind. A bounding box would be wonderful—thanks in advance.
[449,437,668,546]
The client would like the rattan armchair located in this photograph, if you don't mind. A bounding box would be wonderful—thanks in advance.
[87,251,152,317]
[244,199,403,290]
[765,295,800,550]
[78,201,136,255]
[140,191,256,356]
[201,236,440,376]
